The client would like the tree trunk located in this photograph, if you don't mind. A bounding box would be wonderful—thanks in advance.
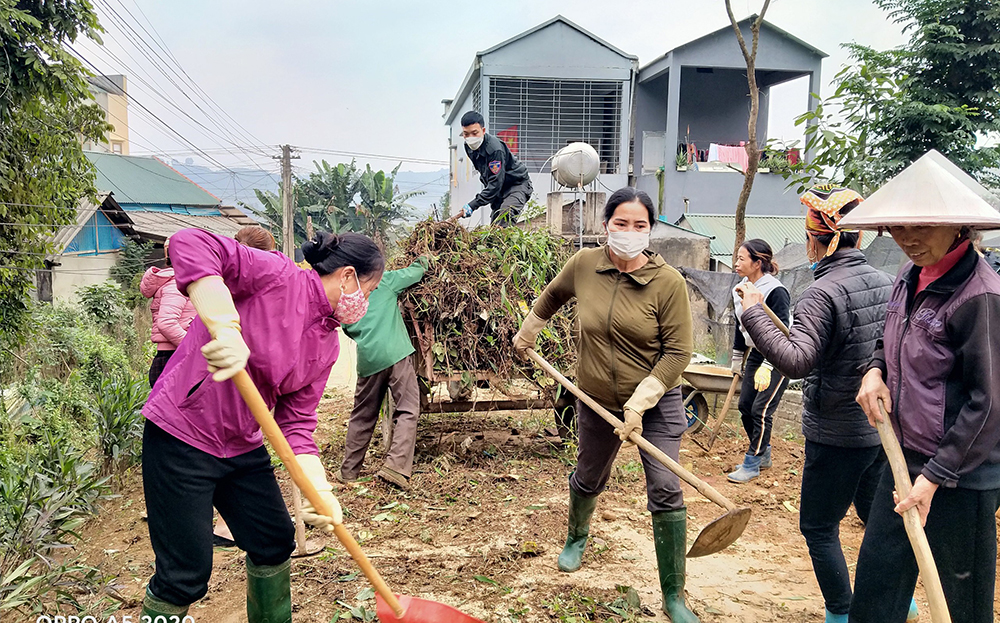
[725,1,771,265]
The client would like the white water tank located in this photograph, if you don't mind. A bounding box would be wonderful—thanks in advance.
[551,142,600,188]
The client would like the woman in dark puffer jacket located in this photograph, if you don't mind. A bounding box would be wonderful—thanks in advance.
[736,185,896,623]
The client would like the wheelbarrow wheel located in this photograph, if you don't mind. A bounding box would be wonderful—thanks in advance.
[682,386,709,434]
[553,388,577,442]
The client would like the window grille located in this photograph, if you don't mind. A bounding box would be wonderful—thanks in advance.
[472,81,482,115]
[488,77,622,174]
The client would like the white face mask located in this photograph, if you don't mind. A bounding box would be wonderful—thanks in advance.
[465,135,484,150]
[606,230,649,260]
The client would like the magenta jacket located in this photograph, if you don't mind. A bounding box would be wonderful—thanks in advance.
[140,267,197,350]
[142,229,340,458]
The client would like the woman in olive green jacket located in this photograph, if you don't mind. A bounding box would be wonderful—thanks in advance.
[514,187,697,623]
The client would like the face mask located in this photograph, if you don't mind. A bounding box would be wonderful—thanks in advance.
[333,273,369,324]
[606,230,649,261]
[465,135,484,150]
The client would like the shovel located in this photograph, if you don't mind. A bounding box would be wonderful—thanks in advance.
[526,350,751,557]
[231,370,485,623]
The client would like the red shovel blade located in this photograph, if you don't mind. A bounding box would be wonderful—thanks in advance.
[376,593,486,623]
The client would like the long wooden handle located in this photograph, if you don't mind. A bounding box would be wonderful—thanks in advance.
[704,372,741,452]
[231,370,405,618]
[526,350,738,512]
[874,403,951,623]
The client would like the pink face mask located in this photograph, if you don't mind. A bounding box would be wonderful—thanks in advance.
[333,273,369,324]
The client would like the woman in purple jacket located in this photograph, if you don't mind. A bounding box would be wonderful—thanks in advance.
[843,152,1000,623]
[139,228,383,622]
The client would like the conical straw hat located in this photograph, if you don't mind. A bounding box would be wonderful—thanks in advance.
[838,150,1000,230]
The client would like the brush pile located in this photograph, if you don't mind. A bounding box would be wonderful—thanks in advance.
[394,220,577,387]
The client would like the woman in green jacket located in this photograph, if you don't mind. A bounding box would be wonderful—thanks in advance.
[514,187,696,623]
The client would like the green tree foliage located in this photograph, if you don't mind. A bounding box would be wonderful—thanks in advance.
[356,163,421,249]
[789,0,1000,194]
[1,1,110,363]
[249,160,420,249]
[109,239,153,308]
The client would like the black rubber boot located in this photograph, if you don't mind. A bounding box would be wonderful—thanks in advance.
[557,488,598,572]
[141,587,189,620]
[247,558,292,623]
[652,509,700,623]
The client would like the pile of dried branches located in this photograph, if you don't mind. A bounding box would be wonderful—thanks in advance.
[394,220,577,387]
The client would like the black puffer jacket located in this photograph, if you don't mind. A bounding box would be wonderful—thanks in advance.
[740,248,892,447]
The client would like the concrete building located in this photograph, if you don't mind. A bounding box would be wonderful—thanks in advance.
[443,16,637,227]
[634,16,825,221]
[38,152,256,302]
[83,75,130,155]
[443,15,826,226]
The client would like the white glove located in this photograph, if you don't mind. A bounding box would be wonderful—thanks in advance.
[754,362,773,391]
[200,327,250,381]
[296,454,343,532]
[186,276,250,381]
[731,350,745,375]
[513,311,547,360]
[615,408,643,443]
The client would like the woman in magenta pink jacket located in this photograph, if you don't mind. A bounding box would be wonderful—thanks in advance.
[139,228,383,622]
[140,238,198,387]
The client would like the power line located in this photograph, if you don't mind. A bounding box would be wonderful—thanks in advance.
[67,44,241,176]
[118,0,270,150]
[294,146,448,166]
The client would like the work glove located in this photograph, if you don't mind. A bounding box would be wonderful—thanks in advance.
[461,204,473,218]
[186,276,250,381]
[617,376,666,446]
[513,311,547,361]
[296,454,343,532]
[754,362,774,392]
[615,408,643,444]
[731,350,745,375]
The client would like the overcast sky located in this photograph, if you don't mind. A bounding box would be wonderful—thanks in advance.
[76,0,908,200]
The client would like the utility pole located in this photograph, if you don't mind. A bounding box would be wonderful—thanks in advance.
[275,145,300,258]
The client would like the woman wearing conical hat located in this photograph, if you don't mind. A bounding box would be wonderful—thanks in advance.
[841,151,1000,623]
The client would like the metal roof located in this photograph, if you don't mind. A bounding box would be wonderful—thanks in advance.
[478,15,638,61]
[678,213,877,261]
[126,211,244,241]
[84,151,221,207]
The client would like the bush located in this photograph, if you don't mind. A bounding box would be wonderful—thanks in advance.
[109,239,154,309]
[91,374,148,476]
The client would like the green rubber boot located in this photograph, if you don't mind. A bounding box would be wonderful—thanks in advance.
[247,558,292,623]
[141,587,189,621]
[557,488,598,572]
[652,509,700,623]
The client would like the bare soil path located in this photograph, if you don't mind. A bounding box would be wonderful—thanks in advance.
[53,392,1000,622]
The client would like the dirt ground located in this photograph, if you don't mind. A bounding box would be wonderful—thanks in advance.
[48,390,1000,622]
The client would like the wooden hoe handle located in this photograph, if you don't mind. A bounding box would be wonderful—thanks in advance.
[232,370,405,618]
[874,402,951,623]
[526,350,738,512]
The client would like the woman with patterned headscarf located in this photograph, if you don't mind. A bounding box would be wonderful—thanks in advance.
[736,185,898,623]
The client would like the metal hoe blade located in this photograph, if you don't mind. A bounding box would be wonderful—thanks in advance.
[686,507,752,558]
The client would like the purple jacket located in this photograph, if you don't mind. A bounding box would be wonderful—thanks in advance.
[140,267,197,349]
[142,229,340,459]
[873,246,1000,489]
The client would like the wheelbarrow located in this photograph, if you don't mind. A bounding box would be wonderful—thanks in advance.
[681,364,741,452]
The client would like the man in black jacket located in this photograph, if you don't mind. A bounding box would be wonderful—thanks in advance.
[452,111,533,226]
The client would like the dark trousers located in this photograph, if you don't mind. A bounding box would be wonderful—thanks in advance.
[569,387,686,513]
[143,420,294,606]
[341,356,421,479]
[148,350,174,388]
[799,441,887,614]
[490,180,533,226]
[849,467,1000,623]
[738,351,788,456]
